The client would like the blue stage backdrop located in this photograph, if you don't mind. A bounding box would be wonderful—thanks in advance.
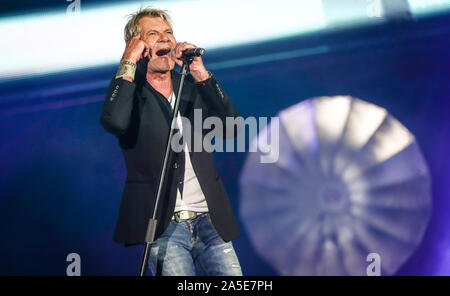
[0,13,450,275]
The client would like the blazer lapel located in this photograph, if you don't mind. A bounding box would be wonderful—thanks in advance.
[136,69,195,127]
[171,70,195,119]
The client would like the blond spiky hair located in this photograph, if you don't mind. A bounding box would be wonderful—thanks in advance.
[124,7,172,42]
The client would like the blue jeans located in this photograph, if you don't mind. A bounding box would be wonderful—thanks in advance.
[148,213,242,276]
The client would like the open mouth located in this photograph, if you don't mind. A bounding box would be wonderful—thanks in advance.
[155,48,172,57]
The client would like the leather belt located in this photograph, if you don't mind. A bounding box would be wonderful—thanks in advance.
[172,210,206,222]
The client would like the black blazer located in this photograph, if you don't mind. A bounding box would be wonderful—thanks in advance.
[100,69,241,245]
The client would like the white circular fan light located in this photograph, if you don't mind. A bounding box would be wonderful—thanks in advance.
[240,96,431,276]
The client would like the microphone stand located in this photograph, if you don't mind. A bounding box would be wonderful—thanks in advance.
[139,57,194,276]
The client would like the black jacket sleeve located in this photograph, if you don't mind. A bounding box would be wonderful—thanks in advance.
[99,77,136,136]
[195,74,241,139]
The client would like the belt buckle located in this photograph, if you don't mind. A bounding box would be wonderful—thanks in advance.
[173,210,196,222]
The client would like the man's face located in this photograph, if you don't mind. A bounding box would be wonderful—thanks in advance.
[139,16,177,74]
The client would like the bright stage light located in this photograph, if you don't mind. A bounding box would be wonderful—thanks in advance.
[408,0,450,17]
[240,96,431,276]
[0,0,448,80]
[0,0,326,80]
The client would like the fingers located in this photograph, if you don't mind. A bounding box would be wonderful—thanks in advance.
[173,42,196,59]
[127,33,140,45]
[171,42,200,68]
[173,59,183,67]
[123,33,148,63]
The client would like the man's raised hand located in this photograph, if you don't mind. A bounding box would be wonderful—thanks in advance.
[122,34,149,63]
[171,42,210,82]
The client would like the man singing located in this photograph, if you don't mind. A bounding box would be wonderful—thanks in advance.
[100,7,242,276]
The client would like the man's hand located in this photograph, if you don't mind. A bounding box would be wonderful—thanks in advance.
[171,42,210,82]
[122,34,150,63]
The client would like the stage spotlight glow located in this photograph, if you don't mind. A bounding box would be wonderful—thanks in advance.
[409,0,450,17]
[0,0,326,80]
[239,96,431,275]
[1,0,448,80]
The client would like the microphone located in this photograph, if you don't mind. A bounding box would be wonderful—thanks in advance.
[181,48,206,59]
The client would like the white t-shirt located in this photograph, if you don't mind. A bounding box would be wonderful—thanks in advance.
[168,92,209,213]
